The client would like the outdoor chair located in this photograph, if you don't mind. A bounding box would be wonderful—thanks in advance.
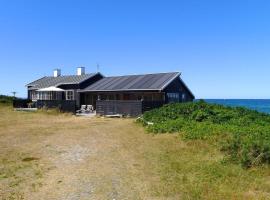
[27,102,33,108]
[86,105,94,113]
[76,105,86,113]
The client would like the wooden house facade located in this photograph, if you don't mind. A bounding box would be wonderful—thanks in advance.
[26,68,194,116]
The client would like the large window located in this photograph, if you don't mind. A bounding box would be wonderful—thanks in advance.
[66,90,74,100]
[167,93,179,103]
[40,92,50,100]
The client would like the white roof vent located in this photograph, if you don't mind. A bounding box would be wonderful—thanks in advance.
[53,69,61,77]
[77,67,85,75]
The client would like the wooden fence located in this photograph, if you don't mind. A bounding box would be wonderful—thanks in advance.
[96,100,165,117]
[36,100,77,113]
[13,99,32,108]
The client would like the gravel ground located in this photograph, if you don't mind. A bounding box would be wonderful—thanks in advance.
[0,109,157,200]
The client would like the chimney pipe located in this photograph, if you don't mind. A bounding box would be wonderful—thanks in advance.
[77,67,85,75]
[53,69,61,77]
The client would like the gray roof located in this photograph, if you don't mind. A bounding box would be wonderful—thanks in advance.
[80,72,181,92]
[26,73,99,89]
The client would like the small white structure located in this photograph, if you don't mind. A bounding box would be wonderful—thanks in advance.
[37,86,64,92]
[77,67,85,76]
[53,69,61,77]
[36,87,65,100]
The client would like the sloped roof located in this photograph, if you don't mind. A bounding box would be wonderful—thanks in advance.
[80,72,181,92]
[26,73,99,89]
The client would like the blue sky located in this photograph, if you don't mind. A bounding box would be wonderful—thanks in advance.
[0,0,269,98]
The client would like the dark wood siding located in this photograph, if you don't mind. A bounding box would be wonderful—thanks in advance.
[58,84,79,90]
[163,77,194,103]
[82,91,165,110]
[142,101,165,112]
[79,74,103,89]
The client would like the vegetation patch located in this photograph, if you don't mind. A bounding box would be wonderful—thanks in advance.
[0,95,14,104]
[139,100,270,168]
[0,151,44,199]
[22,157,40,162]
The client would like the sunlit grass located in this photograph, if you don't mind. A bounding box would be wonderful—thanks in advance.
[144,137,270,199]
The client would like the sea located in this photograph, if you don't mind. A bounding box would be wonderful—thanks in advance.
[201,99,270,114]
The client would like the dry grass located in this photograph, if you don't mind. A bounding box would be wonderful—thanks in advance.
[0,104,270,200]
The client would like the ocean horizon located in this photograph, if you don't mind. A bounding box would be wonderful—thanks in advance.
[201,99,270,114]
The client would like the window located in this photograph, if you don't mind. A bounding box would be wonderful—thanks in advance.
[66,90,74,100]
[39,92,50,100]
[31,91,38,100]
[182,93,186,101]
[167,93,179,103]
[48,92,52,100]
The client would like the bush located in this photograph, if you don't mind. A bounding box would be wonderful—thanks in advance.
[140,100,270,168]
[0,95,14,104]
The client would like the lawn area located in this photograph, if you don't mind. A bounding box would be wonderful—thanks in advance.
[0,104,270,199]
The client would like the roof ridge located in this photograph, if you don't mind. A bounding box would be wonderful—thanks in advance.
[80,72,181,92]
[105,71,180,78]
[25,73,100,89]
[45,73,95,78]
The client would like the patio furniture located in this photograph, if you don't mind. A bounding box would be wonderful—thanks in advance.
[76,105,86,113]
[27,102,33,108]
[86,105,94,113]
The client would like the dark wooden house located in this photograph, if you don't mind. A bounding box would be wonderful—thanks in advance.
[26,68,194,116]
[79,72,194,116]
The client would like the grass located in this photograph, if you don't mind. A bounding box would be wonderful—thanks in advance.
[139,100,270,168]
[146,138,270,199]
[0,103,270,199]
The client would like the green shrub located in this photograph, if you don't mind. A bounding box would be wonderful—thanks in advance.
[0,95,14,104]
[140,101,270,168]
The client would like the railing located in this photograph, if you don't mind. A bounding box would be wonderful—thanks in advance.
[96,100,165,117]
[36,100,76,113]
[13,99,33,108]
[13,99,76,113]
[96,100,142,117]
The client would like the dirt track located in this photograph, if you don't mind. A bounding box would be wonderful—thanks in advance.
[0,109,159,200]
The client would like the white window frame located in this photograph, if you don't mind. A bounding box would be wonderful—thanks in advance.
[65,90,74,100]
